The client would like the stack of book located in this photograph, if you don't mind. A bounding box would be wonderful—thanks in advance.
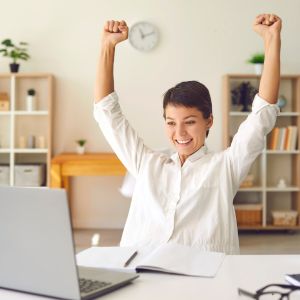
[268,126,298,151]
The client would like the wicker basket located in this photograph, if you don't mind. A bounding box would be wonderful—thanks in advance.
[272,211,298,226]
[234,204,262,226]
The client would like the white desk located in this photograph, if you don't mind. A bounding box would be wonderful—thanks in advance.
[1,255,300,300]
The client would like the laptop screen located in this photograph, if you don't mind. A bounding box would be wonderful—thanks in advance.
[0,186,81,299]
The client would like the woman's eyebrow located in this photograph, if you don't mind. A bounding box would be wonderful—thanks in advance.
[166,115,198,120]
[184,115,198,119]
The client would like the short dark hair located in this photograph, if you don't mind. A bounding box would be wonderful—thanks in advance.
[163,81,213,137]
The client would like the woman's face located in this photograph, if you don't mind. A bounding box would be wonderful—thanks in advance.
[164,104,213,161]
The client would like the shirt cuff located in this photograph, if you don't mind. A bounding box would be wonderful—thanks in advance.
[94,91,118,109]
[252,94,280,115]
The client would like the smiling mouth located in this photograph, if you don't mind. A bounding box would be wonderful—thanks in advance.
[176,139,193,145]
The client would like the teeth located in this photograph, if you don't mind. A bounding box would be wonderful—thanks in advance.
[177,139,191,144]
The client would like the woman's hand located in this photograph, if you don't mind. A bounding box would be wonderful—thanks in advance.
[102,20,128,47]
[253,14,282,39]
[255,14,281,104]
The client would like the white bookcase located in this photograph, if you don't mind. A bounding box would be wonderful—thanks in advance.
[223,74,300,230]
[0,73,53,187]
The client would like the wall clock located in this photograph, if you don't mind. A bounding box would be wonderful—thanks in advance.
[129,21,159,52]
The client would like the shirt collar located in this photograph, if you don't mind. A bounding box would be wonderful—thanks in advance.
[171,144,208,164]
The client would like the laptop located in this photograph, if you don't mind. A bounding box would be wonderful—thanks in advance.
[0,186,138,299]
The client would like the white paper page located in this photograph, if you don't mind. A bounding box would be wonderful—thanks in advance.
[76,246,137,269]
[136,242,225,277]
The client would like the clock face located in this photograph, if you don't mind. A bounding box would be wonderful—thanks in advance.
[129,22,159,52]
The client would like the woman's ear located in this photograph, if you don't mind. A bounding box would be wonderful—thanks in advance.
[207,114,213,129]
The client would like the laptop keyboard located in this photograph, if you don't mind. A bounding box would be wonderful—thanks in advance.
[79,278,112,294]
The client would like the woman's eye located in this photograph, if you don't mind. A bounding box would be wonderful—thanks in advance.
[167,122,175,126]
[185,120,195,125]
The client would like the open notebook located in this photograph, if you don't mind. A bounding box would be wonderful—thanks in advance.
[76,242,225,277]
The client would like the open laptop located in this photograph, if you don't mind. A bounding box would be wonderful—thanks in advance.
[0,186,138,299]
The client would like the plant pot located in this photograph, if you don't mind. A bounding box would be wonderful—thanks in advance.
[254,63,263,75]
[9,63,20,73]
[26,95,37,111]
[76,145,85,154]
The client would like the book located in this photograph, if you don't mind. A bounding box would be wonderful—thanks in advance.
[290,126,298,151]
[285,274,300,286]
[269,127,279,150]
[76,246,137,269]
[279,127,287,151]
[284,127,291,150]
[76,242,225,277]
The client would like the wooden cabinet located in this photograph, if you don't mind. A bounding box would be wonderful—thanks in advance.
[0,73,53,187]
[223,74,300,229]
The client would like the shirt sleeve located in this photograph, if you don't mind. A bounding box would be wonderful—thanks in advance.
[227,94,280,186]
[93,92,151,177]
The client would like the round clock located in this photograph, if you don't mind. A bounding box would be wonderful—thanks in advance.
[129,22,159,52]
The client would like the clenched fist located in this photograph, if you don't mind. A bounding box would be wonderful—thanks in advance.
[102,20,129,47]
[253,14,282,38]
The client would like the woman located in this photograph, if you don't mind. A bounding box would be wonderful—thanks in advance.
[94,14,281,254]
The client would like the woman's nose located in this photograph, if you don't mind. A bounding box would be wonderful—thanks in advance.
[176,125,187,137]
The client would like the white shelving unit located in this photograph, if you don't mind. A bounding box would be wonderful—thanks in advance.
[0,73,53,187]
[223,74,300,230]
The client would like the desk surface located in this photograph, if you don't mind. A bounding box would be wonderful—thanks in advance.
[1,255,300,300]
[50,152,126,195]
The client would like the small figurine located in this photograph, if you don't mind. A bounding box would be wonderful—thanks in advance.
[277,178,287,189]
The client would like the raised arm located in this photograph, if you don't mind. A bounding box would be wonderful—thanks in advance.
[253,14,282,104]
[94,20,128,103]
[227,14,281,188]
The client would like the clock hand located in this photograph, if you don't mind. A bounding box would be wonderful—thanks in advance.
[143,31,155,38]
[139,28,145,39]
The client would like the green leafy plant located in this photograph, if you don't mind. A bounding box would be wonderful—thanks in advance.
[76,139,86,147]
[0,39,30,64]
[247,53,264,64]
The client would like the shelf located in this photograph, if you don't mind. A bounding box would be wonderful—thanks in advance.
[279,112,300,116]
[229,112,249,116]
[13,149,48,154]
[1,111,49,116]
[238,187,300,192]
[266,186,300,192]
[0,149,10,153]
[224,74,300,231]
[14,111,48,116]
[265,150,300,154]
[238,187,263,192]
[0,73,53,78]
[0,73,53,187]
[238,225,300,230]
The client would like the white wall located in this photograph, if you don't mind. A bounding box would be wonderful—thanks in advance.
[1,0,300,228]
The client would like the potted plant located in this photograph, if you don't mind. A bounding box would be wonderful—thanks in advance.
[0,39,30,73]
[76,139,87,154]
[247,52,264,75]
[231,81,258,112]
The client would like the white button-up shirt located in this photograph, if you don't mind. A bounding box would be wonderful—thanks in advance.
[94,92,279,254]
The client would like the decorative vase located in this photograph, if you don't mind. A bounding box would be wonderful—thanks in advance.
[76,145,85,154]
[27,135,35,148]
[254,63,263,75]
[26,95,37,111]
[9,63,19,73]
[276,95,287,110]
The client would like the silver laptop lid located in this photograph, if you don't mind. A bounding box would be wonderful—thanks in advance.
[0,186,80,300]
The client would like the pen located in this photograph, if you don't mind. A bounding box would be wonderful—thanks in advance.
[124,251,138,267]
